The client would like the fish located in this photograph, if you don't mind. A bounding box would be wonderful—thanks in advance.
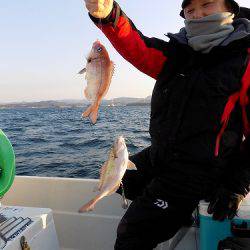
[78,136,136,213]
[79,40,114,124]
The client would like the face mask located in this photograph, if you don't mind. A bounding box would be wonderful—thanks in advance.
[185,12,235,53]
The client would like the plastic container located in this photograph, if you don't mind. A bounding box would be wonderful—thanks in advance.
[199,198,250,250]
[0,130,15,197]
[0,205,60,249]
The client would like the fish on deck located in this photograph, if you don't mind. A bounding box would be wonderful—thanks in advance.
[79,40,114,124]
[78,136,136,213]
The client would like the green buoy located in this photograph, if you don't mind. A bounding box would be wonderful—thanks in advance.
[0,129,15,197]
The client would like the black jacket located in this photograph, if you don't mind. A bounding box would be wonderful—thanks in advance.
[89,2,250,200]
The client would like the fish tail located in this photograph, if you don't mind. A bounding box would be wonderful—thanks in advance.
[78,198,97,213]
[84,88,90,99]
[82,102,100,124]
[78,192,106,213]
[82,105,93,118]
[89,102,100,124]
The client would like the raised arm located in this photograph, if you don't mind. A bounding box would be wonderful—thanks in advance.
[84,0,168,80]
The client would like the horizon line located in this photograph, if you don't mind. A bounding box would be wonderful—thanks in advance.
[0,95,152,104]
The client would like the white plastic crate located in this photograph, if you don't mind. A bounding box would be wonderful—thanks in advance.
[0,206,60,250]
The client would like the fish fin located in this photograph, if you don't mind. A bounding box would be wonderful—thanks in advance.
[82,102,99,124]
[127,160,137,170]
[110,61,115,77]
[84,88,90,100]
[78,68,86,74]
[78,192,107,213]
[107,183,121,196]
[97,161,108,191]
[89,102,100,124]
[78,198,97,213]
[94,61,114,100]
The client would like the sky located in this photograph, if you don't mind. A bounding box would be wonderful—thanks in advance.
[0,0,249,103]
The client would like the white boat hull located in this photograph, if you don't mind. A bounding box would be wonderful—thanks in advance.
[1,176,198,250]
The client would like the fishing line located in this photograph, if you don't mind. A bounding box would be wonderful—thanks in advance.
[86,19,104,128]
[97,18,120,140]
[93,18,103,117]
[97,18,118,146]
[91,18,127,208]
[83,18,105,178]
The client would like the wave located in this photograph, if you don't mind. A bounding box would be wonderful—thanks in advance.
[1,106,151,178]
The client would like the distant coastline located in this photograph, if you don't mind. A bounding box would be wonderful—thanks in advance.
[0,96,151,109]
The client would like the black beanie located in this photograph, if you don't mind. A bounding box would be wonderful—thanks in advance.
[180,0,240,18]
[236,7,250,20]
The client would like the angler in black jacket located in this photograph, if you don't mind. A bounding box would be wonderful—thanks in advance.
[83,0,250,249]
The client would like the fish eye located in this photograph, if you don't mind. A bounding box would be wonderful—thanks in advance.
[97,47,102,52]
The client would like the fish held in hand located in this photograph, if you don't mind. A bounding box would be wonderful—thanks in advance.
[79,40,114,124]
[78,136,136,213]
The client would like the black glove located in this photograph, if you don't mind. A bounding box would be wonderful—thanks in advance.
[207,187,244,221]
[218,237,250,250]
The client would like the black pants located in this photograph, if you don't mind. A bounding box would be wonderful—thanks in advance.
[115,148,198,250]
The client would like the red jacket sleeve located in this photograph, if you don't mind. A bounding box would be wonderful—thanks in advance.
[89,2,168,80]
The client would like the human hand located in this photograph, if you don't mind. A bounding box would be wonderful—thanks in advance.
[84,0,114,19]
[207,188,244,221]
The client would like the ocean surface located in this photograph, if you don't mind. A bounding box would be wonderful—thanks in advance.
[0,106,150,179]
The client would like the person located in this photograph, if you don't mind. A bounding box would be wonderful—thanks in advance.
[83,0,250,249]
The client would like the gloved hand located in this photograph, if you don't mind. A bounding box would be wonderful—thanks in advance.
[207,187,244,221]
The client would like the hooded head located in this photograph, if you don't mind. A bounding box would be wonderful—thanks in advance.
[236,7,250,20]
[180,0,240,19]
